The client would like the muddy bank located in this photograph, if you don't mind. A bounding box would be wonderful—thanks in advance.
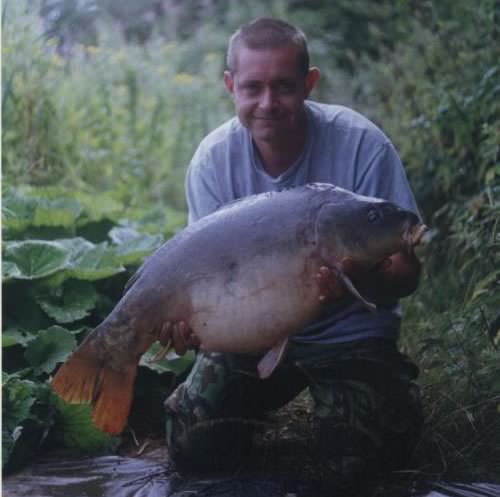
[4,391,499,497]
[4,446,500,497]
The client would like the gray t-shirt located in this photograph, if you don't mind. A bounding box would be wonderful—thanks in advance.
[185,101,420,344]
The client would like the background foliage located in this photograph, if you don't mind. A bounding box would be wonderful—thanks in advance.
[2,0,499,480]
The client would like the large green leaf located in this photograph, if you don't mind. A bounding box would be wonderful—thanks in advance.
[2,375,56,470]
[2,329,37,348]
[108,225,142,244]
[2,261,23,280]
[3,286,53,333]
[2,374,37,433]
[64,239,126,280]
[32,197,82,228]
[74,191,123,225]
[2,188,81,231]
[110,226,163,265]
[3,240,70,281]
[21,237,127,285]
[2,376,36,467]
[24,326,77,375]
[54,398,117,451]
[2,187,125,235]
[2,190,38,232]
[35,280,99,323]
[140,344,195,376]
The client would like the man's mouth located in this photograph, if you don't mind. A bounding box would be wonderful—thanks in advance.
[253,115,281,121]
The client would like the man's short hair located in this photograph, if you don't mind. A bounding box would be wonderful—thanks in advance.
[227,17,309,75]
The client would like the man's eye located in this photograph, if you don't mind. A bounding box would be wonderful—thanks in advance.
[241,83,260,95]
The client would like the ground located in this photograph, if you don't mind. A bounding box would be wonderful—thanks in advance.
[120,389,424,496]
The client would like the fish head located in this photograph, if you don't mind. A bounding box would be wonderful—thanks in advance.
[316,194,427,277]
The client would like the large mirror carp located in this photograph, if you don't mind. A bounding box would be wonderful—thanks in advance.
[52,183,426,434]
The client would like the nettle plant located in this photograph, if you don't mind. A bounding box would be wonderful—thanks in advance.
[2,186,193,470]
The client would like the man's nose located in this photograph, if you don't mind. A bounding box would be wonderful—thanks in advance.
[258,88,277,111]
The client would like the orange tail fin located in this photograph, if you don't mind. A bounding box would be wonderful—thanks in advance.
[51,346,137,435]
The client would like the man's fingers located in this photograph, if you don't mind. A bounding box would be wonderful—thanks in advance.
[158,320,199,355]
[179,321,190,341]
[315,265,331,281]
[172,323,188,355]
[315,265,344,302]
[159,322,172,345]
[179,321,200,348]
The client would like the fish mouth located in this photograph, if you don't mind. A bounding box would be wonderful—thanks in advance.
[402,222,428,252]
[365,223,428,276]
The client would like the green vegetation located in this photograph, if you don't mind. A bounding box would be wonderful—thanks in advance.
[1,185,194,470]
[2,0,499,481]
[357,1,500,479]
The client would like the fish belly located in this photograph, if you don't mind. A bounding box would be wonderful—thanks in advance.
[187,250,319,352]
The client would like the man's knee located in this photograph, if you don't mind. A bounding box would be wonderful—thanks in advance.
[163,351,257,472]
[165,405,254,472]
[311,379,423,478]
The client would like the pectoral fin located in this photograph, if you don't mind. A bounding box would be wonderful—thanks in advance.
[257,338,289,379]
[333,260,377,312]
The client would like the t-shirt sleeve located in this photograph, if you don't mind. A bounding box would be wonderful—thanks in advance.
[184,154,222,224]
[184,152,222,224]
[354,140,421,218]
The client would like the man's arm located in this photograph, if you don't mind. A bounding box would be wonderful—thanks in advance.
[355,140,421,218]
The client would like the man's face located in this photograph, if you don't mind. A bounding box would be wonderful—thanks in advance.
[224,44,319,144]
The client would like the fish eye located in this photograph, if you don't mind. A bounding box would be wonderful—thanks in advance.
[367,208,381,222]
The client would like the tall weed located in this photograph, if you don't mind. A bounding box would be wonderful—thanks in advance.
[351,0,500,478]
[2,2,232,211]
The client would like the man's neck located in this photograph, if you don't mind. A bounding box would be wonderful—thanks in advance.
[253,106,307,178]
[253,126,307,178]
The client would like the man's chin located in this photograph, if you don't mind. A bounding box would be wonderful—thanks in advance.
[249,126,283,143]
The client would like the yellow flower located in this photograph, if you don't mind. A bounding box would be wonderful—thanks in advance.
[174,72,195,85]
[111,50,127,64]
[205,52,218,62]
[163,42,176,53]
[51,53,64,66]
[86,45,101,55]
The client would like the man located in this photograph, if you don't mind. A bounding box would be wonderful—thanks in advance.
[162,17,423,479]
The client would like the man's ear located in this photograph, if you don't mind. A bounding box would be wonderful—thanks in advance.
[304,67,320,97]
[223,70,234,96]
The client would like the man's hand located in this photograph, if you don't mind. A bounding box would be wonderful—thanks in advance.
[356,250,422,305]
[315,250,422,308]
[158,321,200,356]
[315,265,347,302]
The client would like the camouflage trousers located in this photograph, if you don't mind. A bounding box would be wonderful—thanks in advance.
[164,338,422,475]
